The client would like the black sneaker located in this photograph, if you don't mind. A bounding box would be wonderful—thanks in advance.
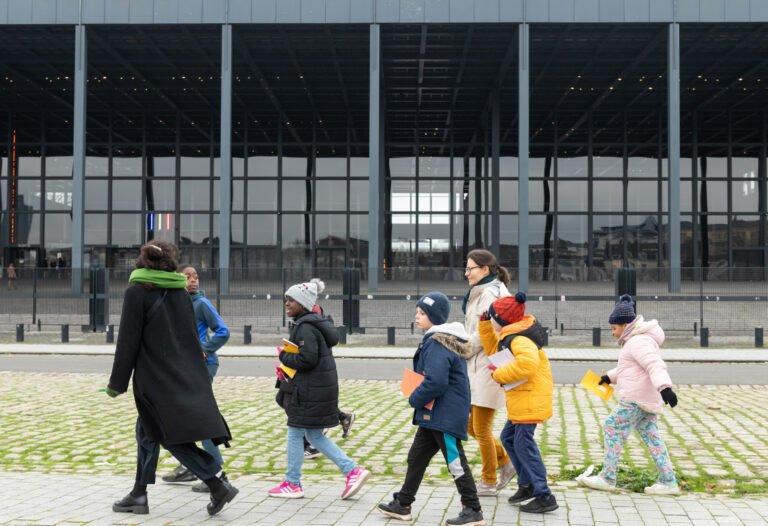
[519,494,558,513]
[112,492,149,515]
[445,507,485,526]
[162,465,196,483]
[304,445,322,459]
[341,412,356,438]
[207,478,239,516]
[377,494,412,521]
[507,484,534,504]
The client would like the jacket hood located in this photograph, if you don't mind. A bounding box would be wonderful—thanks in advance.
[499,315,547,349]
[296,312,340,347]
[424,322,474,358]
[619,315,664,347]
[190,290,206,300]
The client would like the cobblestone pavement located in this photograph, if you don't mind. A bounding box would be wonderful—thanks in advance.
[2,472,768,526]
[2,372,768,524]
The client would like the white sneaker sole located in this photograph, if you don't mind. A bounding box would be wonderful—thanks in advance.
[341,469,370,499]
[377,507,412,521]
[268,491,304,499]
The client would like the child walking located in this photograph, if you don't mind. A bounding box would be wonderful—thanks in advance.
[578,294,681,495]
[377,292,485,526]
[271,280,370,499]
[478,292,559,513]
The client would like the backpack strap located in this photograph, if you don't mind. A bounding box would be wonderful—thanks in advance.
[145,289,168,322]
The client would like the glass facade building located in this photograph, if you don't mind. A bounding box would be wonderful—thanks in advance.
[1,1,767,293]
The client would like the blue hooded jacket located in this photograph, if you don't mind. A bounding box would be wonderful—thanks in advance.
[409,321,474,440]
[190,290,229,365]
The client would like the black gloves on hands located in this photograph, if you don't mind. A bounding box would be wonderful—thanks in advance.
[598,375,611,386]
[660,387,678,407]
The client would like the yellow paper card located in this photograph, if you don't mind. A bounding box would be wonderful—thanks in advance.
[581,369,614,401]
[280,339,300,378]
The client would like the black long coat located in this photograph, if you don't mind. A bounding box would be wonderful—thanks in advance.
[108,283,231,445]
[278,313,340,429]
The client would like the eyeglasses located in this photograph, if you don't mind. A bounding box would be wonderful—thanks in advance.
[465,265,482,273]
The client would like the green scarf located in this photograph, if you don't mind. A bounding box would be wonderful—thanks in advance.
[129,268,188,289]
[461,275,496,314]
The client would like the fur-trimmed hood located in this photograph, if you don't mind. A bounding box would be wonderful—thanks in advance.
[424,322,474,359]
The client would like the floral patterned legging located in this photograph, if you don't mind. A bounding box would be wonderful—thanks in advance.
[600,401,677,485]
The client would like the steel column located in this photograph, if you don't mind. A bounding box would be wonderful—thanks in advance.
[71,25,87,294]
[491,89,500,256]
[219,24,232,292]
[667,23,681,292]
[368,24,381,292]
[518,23,530,291]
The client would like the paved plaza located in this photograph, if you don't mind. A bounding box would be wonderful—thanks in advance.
[1,371,768,524]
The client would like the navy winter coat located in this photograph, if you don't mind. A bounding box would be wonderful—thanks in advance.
[409,322,474,441]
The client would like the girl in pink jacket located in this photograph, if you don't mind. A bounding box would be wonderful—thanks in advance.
[578,295,681,495]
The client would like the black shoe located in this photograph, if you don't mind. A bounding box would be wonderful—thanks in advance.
[112,493,149,515]
[519,494,558,513]
[192,481,210,493]
[507,484,534,504]
[304,445,322,459]
[377,494,412,521]
[445,507,485,525]
[341,412,356,438]
[207,478,239,516]
[162,465,196,483]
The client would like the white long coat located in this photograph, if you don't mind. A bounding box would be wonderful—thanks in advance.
[463,279,509,409]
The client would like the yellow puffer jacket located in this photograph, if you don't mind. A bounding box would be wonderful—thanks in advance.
[478,315,553,423]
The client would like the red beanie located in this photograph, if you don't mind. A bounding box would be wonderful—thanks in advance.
[489,292,527,326]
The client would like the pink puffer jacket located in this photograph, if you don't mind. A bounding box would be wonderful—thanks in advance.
[606,316,673,414]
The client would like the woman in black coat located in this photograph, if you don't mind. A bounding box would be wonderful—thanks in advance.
[105,240,238,516]
[268,280,370,500]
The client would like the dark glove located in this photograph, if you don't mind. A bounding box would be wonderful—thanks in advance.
[660,387,678,407]
[105,386,120,398]
[598,375,611,386]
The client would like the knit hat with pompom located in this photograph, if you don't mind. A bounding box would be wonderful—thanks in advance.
[609,294,636,325]
[489,291,527,326]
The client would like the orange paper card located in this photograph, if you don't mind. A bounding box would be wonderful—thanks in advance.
[400,369,434,410]
[581,369,614,401]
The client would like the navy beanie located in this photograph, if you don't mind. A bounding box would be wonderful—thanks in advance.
[417,291,451,326]
[609,294,636,325]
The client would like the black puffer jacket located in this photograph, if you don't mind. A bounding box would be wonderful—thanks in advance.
[278,313,340,429]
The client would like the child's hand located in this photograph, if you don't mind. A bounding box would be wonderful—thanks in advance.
[660,387,678,407]
[480,310,490,322]
[488,364,497,380]
[275,365,287,382]
[277,346,283,356]
[598,375,611,386]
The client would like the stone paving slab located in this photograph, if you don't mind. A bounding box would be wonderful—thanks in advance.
[1,472,767,526]
[3,344,768,362]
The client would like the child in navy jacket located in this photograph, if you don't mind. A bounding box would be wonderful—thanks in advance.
[377,292,485,526]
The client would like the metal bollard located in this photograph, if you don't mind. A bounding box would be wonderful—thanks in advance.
[337,326,347,345]
[592,327,601,347]
[37,319,41,331]
[244,324,252,345]
[693,321,697,337]
[106,325,114,343]
[411,322,415,335]
[700,327,709,347]
[387,326,396,346]
[560,323,564,336]
[756,327,763,348]
[542,327,549,347]
[61,324,69,343]
[16,323,24,342]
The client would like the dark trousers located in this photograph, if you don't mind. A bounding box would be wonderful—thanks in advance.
[500,421,551,499]
[397,426,480,511]
[135,417,221,485]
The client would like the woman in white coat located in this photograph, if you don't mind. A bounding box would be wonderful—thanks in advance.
[462,249,517,496]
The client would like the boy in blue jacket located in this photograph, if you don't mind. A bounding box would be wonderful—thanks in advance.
[377,292,485,526]
[162,264,230,491]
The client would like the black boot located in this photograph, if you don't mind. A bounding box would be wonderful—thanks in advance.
[519,494,559,513]
[112,493,149,515]
[206,476,239,516]
[507,484,534,504]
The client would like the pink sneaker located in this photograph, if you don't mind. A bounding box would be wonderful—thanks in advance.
[341,467,370,499]
[268,480,304,498]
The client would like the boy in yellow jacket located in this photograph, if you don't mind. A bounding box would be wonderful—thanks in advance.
[478,292,558,513]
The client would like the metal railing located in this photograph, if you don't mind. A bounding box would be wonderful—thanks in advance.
[1,266,768,335]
